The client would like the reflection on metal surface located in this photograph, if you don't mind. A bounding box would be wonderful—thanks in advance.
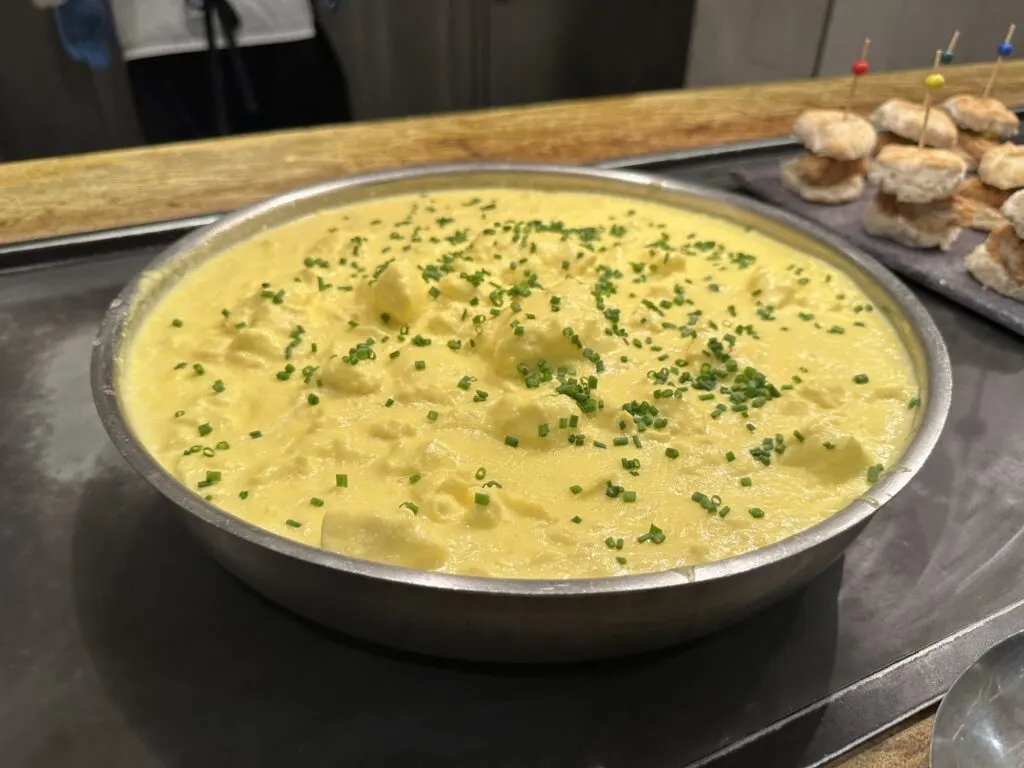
[932,629,1024,767]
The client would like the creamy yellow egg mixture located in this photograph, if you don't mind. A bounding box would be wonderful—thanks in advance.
[122,189,920,579]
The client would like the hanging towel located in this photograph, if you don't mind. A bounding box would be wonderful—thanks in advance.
[50,0,117,71]
[106,0,315,61]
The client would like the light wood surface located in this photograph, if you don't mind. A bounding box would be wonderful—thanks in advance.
[0,60,1006,767]
[4,61,1024,245]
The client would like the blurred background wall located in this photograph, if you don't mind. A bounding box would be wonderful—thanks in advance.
[0,0,1019,161]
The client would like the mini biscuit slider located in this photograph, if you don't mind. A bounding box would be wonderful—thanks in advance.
[863,144,967,250]
[779,110,876,203]
[957,143,1024,231]
[942,95,1020,170]
[864,53,967,251]
[942,25,1019,169]
[965,190,1024,301]
[779,41,876,204]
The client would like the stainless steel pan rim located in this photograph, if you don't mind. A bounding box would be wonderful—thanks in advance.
[91,162,952,600]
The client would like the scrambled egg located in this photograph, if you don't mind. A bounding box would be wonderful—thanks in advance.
[121,188,920,578]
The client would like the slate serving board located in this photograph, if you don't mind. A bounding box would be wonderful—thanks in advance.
[734,163,1024,337]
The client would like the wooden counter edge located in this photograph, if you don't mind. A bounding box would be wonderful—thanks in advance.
[3,61,1024,245]
[837,710,933,767]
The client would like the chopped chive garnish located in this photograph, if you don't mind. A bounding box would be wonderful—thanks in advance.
[310,498,324,507]
[570,515,582,523]
[665,447,679,459]
[212,379,225,393]
[249,430,262,438]
[400,501,419,514]
[867,463,884,483]
[637,523,665,544]
[740,477,752,487]
[725,451,736,462]
[307,393,320,406]
[853,374,869,385]
[285,519,302,528]
[174,410,185,418]
[171,318,184,327]
[475,467,486,480]
[197,469,221,488]
[384,398,395,407]
[748,507,765,519]
[193,363,205,376]
[409,473,421,484]
[474,492,490,506]
[427,410,439,421]
[793,430,805,443]
[538,423,550,437]
[615,556,628,565]
[457,375,474,390]
[613,436,629,447]
[221,308,230,318]
[504,435,519,448]
[623,491,637,503]
[570,485,583,495]
[907,396,921,410]
[414,360,426,371]
[174,362,187,370]
[215,441,229,450]
[823,441,836,450]
[197,423,212,437]
[239,490,249,500]
[390,350,401,359]
[336,474,348,488]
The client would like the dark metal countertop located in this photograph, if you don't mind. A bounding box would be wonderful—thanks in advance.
[2,154,1023,767]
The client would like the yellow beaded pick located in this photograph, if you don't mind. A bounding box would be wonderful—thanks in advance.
[919,50,944,148]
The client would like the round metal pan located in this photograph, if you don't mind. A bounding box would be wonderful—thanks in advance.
[91,164,952,662]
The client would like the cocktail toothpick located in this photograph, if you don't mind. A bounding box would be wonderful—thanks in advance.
[844,38,871,118]
[919,50,945,148]
[939,29,960,66]
[983,24,1016,99]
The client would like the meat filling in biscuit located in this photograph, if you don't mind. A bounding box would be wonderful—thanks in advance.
[791,154,869,187]
[874,192,962,234]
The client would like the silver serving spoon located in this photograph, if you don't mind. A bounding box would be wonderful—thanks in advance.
[931,630,1024,767]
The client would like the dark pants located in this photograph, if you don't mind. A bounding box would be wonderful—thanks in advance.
[126,24,350,144]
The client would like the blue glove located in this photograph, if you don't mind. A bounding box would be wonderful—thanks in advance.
[54,0,116,71]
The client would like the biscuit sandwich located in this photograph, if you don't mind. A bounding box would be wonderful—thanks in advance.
[779,109,876,204]
[870,98,958,153]
[941,94,1019,170]
[863,144,967,250]
[965,190,1024,301]
[958,143,1024,231]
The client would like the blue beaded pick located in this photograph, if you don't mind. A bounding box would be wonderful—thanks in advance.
[998,41,1014,57]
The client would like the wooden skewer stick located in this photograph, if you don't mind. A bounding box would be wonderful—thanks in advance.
[983,23,1016,99]
[940,30,960,66]
[919,50,944,148]
[843,38,871,118]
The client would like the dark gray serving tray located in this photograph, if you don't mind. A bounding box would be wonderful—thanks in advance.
[735,161,1024,337]
[3,142,1024,768]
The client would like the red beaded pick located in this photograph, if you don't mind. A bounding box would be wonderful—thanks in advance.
[852,59,869,76]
